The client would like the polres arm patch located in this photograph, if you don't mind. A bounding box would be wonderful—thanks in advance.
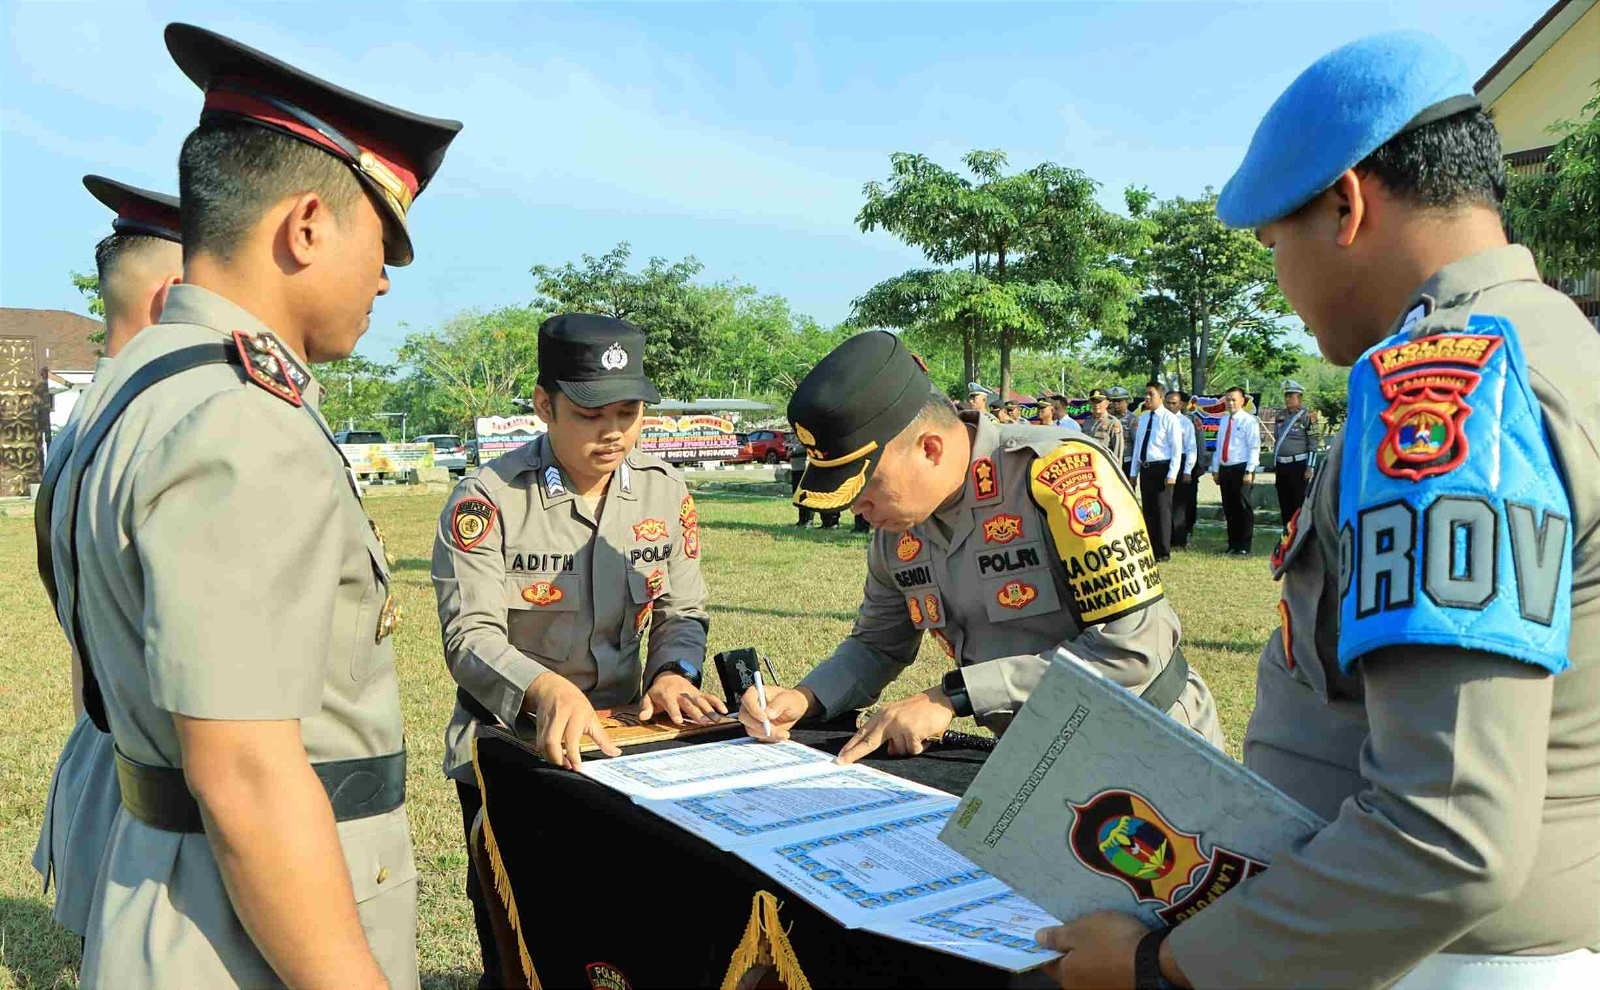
[1338,315,1573,675]
[1028,440,1164,626]
[451,497,498,552]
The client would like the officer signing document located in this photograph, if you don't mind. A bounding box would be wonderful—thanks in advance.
[739,331,1223,763]
[1034,32,1600,990]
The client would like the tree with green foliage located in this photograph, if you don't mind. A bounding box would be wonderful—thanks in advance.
[532,242,716,401]
[1505,79,1600,279]
[320,355,400,434]
[1112,189,1292,396]
[71,270,107,345]
[395,306,545,438]
[854,150,1144,396]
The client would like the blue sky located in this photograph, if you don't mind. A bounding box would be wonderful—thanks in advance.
[1,0,1552,361]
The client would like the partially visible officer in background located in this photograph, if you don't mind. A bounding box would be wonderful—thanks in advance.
[1109,385,1139,483]
[1037,31,1600,990]
[1271,378,1316,525]
[1084,388,1125,467]
[1035,394,1059,426]
[1128,379,1186,562]
[1171,390,1208,549]
[38,23,461,989]
[964,382,994,415]
[433,313,723,986]
[1164,388,1200,550]
[32,176,182,946]
[746,331,1223,761]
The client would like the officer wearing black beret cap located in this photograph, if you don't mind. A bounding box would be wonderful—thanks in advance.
[745,331,1221,763]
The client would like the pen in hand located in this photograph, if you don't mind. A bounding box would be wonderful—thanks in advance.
[753,670,773,737]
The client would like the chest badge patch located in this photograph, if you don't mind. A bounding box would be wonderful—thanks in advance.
[930,628,955,659]
[1069,788,1263,924]
[634,602,654,637]
[645,568,666,600]
[971,457,1000,501]
[983,513,1023,544]
[451,498,497,552]
[1271,508,1301,575]
[907,596,925,625]
[996,580,1037,610]
[1371,333,1500,482]
[923,593,941,624]
[896,531,924,562]
[522,581,564,607]
[375,593,402,643]
[632,517,668,542]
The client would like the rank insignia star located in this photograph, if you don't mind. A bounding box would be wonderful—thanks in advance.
[971,457,1000,501]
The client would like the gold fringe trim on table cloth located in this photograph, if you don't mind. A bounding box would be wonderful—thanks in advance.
[471,735,542,990]
[720,890,813,990]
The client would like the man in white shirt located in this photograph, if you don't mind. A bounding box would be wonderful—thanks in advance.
[1166,388,1201,549]
[1128,380,1185,561]
[1209,386,1261,554]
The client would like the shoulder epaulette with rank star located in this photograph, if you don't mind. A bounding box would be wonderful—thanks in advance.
[232,330,303,406]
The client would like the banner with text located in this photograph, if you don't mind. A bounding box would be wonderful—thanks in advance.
[638,414,739,463]
[475,415,547,462]
[339,443,436,476]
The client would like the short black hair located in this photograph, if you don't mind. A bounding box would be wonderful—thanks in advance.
[1226,386,1247,398]
[94,232,168,291]
[1356,108,1506,212]
[179,120,366,261]
[1173,390,1190,402]
[1145,379,1164,394]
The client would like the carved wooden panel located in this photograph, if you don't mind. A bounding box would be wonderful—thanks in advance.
[0,337,43,495]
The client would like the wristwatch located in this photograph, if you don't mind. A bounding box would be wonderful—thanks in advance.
[1134,926,1173,990]
[941,669,974,718]
[651,659,702,689]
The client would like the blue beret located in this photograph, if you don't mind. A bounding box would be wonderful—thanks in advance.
[1217,31,1477,229]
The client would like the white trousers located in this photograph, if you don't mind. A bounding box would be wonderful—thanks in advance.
[1393,949,1600,990]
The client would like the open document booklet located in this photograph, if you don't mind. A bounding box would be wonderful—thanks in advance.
[940,649,1327,928]
[578,738,1063,972]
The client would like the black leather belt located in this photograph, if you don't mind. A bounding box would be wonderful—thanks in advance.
[115,747,407,833]
[1139,648,1190,714]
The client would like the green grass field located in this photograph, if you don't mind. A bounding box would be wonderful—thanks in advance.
[0,485,1280,989]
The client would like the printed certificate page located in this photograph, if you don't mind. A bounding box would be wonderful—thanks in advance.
[736,804,1006,928]
[863,889,1063,973]
[578,738,836,799]
[636,764,953,852]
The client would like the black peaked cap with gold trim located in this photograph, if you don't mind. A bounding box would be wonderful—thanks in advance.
[165,22,462,267]
[83,175,182,243]
[787,331,933,511]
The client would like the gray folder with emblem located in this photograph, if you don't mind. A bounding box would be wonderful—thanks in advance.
[939,649,1325,928]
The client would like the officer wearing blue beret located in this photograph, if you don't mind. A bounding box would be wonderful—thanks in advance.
[1037,31,1600,990]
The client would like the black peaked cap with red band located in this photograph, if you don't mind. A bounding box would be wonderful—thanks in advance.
[83,175,182,244]
[165,22,462,267]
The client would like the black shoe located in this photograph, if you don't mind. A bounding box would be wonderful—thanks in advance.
[1155,555,1171,563]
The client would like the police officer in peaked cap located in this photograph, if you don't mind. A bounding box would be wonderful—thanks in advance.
[739,331,1222,764]
[1036,31,1600,990]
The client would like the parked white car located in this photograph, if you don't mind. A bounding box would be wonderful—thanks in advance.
[413,434,468,474]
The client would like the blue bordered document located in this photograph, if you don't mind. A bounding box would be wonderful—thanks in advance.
[579,737,1061,970]
[941,649,1325,930]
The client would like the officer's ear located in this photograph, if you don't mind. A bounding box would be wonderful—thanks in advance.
[532,385,557,422]
[278,191,338,269]
[1328,170,1367,249]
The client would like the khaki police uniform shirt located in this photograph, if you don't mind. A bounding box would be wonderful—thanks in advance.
[32,356,121,938]
[799,413,1222,744]
[1273,405,1314,461]
[1169,246,1600,987]
[1086,414,1124,466]
[433,434,709,782]
[56,285,416,990]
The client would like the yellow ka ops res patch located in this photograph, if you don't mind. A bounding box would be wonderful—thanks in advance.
[452,497,497,552]
[1028,439,1163,625]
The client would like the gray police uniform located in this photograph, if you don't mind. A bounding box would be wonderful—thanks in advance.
[433,433,710,782]
[1168,246,1600,986]
[1085,414,1124,465]
[32,355,121,938]
[56,285,416,989]
[798,412,1223,744]
[1271,401,1315,525]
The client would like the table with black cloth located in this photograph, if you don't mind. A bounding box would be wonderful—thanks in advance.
[471,719,1045,990]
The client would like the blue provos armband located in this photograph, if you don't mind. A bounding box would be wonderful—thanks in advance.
[1337,314,1573,675]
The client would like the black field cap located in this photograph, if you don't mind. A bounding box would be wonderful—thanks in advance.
[165,23,462,267]
[538,313,661,408]
[83,175,181,243]
[788,331,931,511]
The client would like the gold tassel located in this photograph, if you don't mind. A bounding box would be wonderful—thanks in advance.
[472,736,542,990]
[720,890,812,990]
